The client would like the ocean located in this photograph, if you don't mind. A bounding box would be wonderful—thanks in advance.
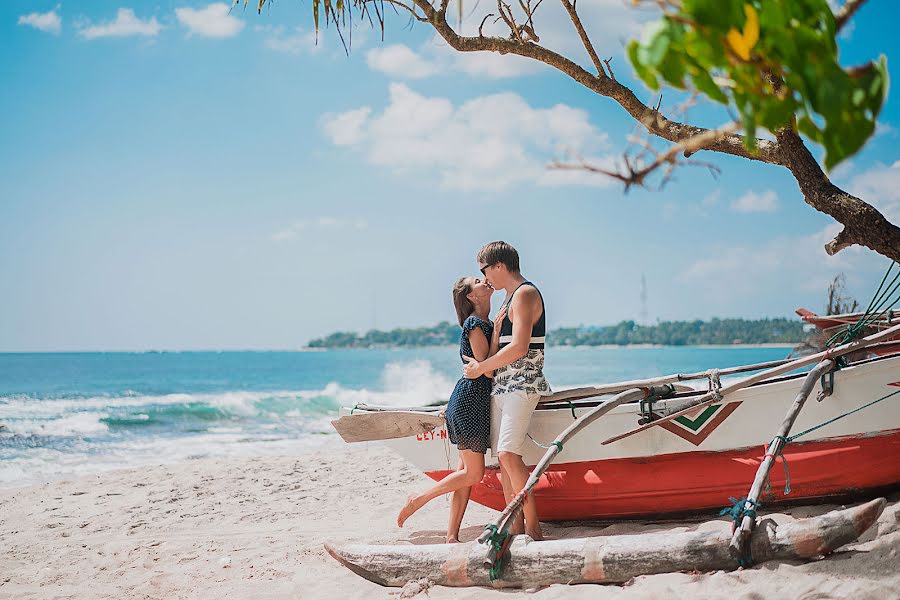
[0,346,794,489]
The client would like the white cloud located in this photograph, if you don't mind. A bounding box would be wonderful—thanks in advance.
[272,217,368,242]
[677,222,877,311]
[846,160,900,222]
[320,83,611,191]
[18,7,62,35]
[730,190,778,213]
[259,25,319,54]
[175,3,244,39]
[321,107,372,146]
[77,8,161,40]
[366,45,437,79]
[680,160,900,308]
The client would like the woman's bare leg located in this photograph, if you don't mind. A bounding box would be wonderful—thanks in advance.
[447,486,472,542]
[398,450,485,528]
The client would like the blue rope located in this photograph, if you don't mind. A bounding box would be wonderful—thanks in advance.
[483,523,511,581]
[720,496,760,567]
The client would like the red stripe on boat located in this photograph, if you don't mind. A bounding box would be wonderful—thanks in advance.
[425,428,900,520]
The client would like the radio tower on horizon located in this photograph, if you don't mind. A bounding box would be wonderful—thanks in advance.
[640,274,649,325]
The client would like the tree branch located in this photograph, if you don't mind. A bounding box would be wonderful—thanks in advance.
[776,129,900,262]
[552,122,737,190]
[559,0,608,77]
[834,0,867,33]
[410,0,782,165]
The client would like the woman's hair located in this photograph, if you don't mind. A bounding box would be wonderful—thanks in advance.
[452,277,475,327]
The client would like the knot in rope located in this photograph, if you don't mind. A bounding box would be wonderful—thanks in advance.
[719,496,761,532]
[482,524,511,581]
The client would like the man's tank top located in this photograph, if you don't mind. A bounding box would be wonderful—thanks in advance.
[493,282,551,396]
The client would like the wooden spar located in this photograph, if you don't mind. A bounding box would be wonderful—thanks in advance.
[539,358,793,404]
[601,323,900,446]
[324,498,886,588]
[728,359,835,559]
[477,386,667,549]
[330,411,444,443]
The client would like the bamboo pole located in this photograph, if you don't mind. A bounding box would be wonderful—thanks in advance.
[727,359,835,561]
[539,358,792,404]
[477,385,672,554]
[601,323,900,446]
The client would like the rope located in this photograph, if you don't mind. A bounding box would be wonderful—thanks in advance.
[567,401,578,419]
[527,434,563,452]
[826,261,900,348]
[763,435,791,496]
[719,496,760,567]
[787,388,900,442]
[482,523,511,581]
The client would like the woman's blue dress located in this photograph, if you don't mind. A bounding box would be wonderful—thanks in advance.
[445,316,493,454]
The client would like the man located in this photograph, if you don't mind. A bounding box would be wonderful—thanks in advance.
[463,241,550,540]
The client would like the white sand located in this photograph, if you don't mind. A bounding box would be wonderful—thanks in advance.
[1,444,897,599]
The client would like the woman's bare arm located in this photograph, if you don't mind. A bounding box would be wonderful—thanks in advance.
[468,327,494,378]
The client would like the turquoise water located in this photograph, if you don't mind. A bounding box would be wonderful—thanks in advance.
[0,346,793,487]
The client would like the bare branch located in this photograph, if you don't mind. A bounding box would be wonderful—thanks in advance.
[834,0,867,33]
[825,228,854,256]
[551,123,737,190]
[560,0,607,77]
[497,1,523,41]
[603,56,615,80]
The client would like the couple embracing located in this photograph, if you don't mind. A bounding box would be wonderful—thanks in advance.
[397,241,551,541]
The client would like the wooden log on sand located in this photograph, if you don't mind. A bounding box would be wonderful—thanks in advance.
[324,498,885,589]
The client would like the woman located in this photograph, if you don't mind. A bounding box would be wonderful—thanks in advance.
[397,275,503,542]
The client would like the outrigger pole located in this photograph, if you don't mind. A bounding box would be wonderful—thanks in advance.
[477,384,680,574]
[601,323,900,446]
[727,358,835,562]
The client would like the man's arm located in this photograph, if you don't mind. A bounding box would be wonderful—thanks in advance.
[464,287,541,378]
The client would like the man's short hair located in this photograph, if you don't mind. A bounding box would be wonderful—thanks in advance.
[477,241,520,274]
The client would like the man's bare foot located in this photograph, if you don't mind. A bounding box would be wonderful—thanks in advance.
[446,536,460,544]
[397,494,420,528]
[525,527,544,541]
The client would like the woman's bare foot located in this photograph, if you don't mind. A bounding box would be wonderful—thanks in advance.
[525,527,544,541]
[397,494,421,528]
[446,536,460,544]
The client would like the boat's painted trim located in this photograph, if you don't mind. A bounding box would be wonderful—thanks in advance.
[424,428,900,520]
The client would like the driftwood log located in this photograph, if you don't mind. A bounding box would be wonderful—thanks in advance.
[325,498,885,588]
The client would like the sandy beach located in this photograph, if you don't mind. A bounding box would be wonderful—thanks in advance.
[1,443,898,600]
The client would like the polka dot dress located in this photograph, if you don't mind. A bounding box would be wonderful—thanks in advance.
[445,316,493,454]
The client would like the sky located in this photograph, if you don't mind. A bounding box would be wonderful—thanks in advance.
[1,1,899,351]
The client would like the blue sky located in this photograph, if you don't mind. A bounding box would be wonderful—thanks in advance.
[1,1,899,351]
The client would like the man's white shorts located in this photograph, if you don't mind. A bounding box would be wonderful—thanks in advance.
[490,390,541,456]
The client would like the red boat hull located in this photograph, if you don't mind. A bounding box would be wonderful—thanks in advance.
[426,428,900,520]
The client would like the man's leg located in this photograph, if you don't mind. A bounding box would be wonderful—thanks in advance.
[494,391,543,540]
[498,451,541,539]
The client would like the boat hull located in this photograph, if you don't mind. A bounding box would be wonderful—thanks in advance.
[380,353,900,520]
[426,428,900,520]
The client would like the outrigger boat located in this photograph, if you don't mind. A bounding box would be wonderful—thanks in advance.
[797,307,900,356]
[328,321,900,587]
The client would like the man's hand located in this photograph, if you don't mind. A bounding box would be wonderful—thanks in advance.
[462,355,483,379]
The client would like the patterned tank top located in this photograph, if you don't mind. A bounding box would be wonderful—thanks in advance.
[492,282,551,396]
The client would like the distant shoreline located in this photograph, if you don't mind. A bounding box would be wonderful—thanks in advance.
[299,342,801,351]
